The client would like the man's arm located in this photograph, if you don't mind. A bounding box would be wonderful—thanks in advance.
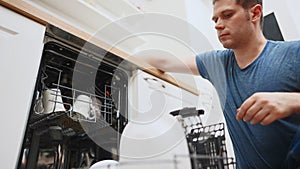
[236,92,300,125]
[134,53,200,75]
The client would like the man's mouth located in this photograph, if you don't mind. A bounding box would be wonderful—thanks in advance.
[219,33,229,39]
[219,33,229,40]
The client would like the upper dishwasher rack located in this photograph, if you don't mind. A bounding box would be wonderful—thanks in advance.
[30,41,128,135]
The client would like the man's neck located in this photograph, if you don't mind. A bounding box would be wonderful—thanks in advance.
[233,33,267,69]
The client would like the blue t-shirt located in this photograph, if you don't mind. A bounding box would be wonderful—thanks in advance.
[196,40,300,169]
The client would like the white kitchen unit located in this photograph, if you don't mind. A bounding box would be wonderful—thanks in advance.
[128,69,199,120]
[25,0,146,55]
[0,6,45,169]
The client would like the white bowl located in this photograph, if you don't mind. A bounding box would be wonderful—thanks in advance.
[89,160,119,169]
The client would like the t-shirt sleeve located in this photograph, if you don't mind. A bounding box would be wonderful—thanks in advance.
[288,40,300,87]
[195,52,211,79]
[195,50,230,81]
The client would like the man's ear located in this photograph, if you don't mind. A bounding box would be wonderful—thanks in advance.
[250,4,262,23]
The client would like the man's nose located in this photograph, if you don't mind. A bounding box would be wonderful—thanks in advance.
[215,19,225,30]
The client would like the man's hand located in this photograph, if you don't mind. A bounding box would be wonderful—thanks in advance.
[236,92,300,125]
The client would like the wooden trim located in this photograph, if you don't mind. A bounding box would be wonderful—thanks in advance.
[1,0,47,25]
[0,0,200,95]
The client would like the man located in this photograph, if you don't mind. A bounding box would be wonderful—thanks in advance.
[143,0,300,168]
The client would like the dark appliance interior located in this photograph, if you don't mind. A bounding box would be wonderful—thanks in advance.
[17,25,134,169]
[263,12,284,41]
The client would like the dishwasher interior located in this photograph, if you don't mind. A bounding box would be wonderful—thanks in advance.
[17,26,132,169]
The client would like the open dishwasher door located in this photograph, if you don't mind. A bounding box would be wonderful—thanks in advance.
[119,112,191,169]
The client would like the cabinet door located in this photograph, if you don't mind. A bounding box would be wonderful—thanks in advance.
[129,70,198,120]
[0,6,45,169]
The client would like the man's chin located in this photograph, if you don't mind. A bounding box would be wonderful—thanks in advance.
[220,41,233,49]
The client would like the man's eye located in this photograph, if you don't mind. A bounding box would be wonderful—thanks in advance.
[224,13,232,18]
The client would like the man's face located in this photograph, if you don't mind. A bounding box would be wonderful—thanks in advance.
[212,0,252,49]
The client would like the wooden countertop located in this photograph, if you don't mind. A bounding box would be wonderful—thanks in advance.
[0,0,199,95]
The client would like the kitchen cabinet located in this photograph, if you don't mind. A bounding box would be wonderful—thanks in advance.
[0,6,45,169]
[127,0,187,19]
[129,70,198,120]
[25,0,145,55]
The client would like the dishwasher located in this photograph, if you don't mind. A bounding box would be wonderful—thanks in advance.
[17,25,134,169]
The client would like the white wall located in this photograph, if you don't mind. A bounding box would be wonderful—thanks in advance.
[185,0,223,50]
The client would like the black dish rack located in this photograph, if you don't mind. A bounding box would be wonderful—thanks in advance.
[170,107,236,169]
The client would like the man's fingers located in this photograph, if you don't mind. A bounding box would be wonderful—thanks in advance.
[236,97,256,120]
[260,114,277,126]
[250,108,269,125]
[242,104,262,122]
